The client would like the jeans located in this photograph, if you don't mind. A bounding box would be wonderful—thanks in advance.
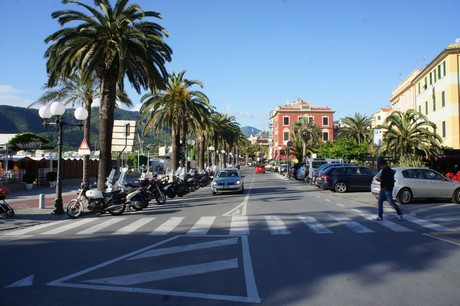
[378,188,402,218]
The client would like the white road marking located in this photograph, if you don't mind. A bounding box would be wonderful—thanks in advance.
[230,216,249,235]
[264,216,290,234]
[4,275,34,288]
[187,216,217,235]
[298,216,333,234]
[5,220,68,236]
[403,215,455,232]
[362,214,414,232]
[77,218,126,235]
[128,237,239,260]
[150,217,184,235]
[113,217,156,235]
[331,215,374,233]
[84,259,239,285]
[40,219,95,235]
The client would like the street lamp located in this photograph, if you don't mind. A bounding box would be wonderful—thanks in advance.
[221,150,226,168]
[39,102,88,215]
[208,146,215,167]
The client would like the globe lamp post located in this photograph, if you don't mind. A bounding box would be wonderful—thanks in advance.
[39,102,88,215]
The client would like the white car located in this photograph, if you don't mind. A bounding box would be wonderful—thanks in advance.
[371,167,460,204]
[211,168,244,195]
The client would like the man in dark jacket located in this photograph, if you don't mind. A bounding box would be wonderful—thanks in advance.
[373,160,403,221]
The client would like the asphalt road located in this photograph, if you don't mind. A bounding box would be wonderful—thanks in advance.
[1,168,460,305]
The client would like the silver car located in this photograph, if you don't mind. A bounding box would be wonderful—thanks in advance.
[371,167,460,204]
[211,168,244,195]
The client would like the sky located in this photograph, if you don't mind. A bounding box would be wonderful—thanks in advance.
[1,0,460,131]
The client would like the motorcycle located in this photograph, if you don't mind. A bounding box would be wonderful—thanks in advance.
[66,168,146,218]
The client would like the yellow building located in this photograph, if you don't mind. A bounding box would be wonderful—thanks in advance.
[381,42,460,149]
[413,43,460,149]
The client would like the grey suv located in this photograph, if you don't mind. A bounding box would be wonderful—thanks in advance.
[371,167,460,204]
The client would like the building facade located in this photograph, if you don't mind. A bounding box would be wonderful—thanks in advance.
[378,42,460,150]
[269,99,335,159]
[412,43,460,149]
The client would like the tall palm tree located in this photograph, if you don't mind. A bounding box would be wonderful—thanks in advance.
[337,113,373,145]
[44,0,172,189]
[291,118,321,161]
[30,72,132,186]
[379,109,442,160]
[139,71,212,171]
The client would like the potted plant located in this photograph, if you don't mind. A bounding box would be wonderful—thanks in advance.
[23,172,36,190]
[47,171,57,187]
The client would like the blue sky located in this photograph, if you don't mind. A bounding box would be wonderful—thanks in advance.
[1,0,460,130]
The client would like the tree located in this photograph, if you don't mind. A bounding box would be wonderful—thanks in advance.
[140,71,212,171]
[31,72,132,186]
[291,118,321,161]
[317,138,368,161]
[379,109,442,160]
[45,0,172,189]
[8,132,50,152]
[337,113,373,145]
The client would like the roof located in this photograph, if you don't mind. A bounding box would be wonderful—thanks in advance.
[0,133,17,145]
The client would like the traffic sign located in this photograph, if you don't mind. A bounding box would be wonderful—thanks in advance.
[78,138,90,155]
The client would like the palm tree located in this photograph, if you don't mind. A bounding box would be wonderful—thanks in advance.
[291,118,321,161]
[44,0,172,189]
[337,113,373,145]
[379,109,442,160]
[208,112,242,167]
[139,71,212,171]
[30,72,132,186]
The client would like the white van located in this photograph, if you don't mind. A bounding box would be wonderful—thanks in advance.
[305,158,341,183]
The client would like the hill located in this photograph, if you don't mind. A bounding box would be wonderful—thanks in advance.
[241,126,261,138]
[0,106,259,150]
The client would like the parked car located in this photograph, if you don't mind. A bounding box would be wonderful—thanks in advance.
[291,162,305,180]
[304,158,330,183]
[317,166,378,193]
[371,167,460,204]
[256,164,266,173]
[211,168,244,195]
[312,163,353,186]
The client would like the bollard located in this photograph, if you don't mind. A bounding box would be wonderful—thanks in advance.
[39,193,45,209]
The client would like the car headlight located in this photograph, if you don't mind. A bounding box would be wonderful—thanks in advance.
[212,182,217,186]
[235,180,241,185]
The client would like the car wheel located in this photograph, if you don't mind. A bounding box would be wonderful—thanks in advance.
[452,189,460,204]
[334,181,347,193]
[396,188,412,204]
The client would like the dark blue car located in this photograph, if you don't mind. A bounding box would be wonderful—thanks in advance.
[316,166,378,193]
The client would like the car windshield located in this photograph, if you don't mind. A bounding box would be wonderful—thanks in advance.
[217,170,239,177]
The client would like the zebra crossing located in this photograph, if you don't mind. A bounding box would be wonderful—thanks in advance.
[2,214,456,239]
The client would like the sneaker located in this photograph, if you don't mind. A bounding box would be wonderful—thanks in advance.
[373,216,383,221]
[397,214,403,221]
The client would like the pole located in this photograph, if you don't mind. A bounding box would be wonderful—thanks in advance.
[54,119,64,215]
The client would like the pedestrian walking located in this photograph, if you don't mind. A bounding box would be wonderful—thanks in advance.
[373,159,403,221]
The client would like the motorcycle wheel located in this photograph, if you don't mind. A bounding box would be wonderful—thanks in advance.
[67,200,83,218]
[107,200,125,216]
[132,195,145,211]
[155,190,167,204]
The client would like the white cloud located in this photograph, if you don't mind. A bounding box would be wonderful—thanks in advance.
[0,84,34,108]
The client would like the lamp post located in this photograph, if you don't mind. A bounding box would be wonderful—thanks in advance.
[208,146,215,167]
[39,102,88,215]
[221,150,226,168]
[146,144,154,173]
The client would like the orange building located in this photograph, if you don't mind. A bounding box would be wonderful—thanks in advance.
[269,99,335,159]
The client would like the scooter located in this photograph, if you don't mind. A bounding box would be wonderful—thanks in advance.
[67,168,146,218]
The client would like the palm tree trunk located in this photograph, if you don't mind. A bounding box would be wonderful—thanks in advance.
[97,75,117,190]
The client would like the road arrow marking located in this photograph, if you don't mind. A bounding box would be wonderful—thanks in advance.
[5,275,34,288]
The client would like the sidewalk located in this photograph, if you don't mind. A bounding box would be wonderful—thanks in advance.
[1,184,80,232]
